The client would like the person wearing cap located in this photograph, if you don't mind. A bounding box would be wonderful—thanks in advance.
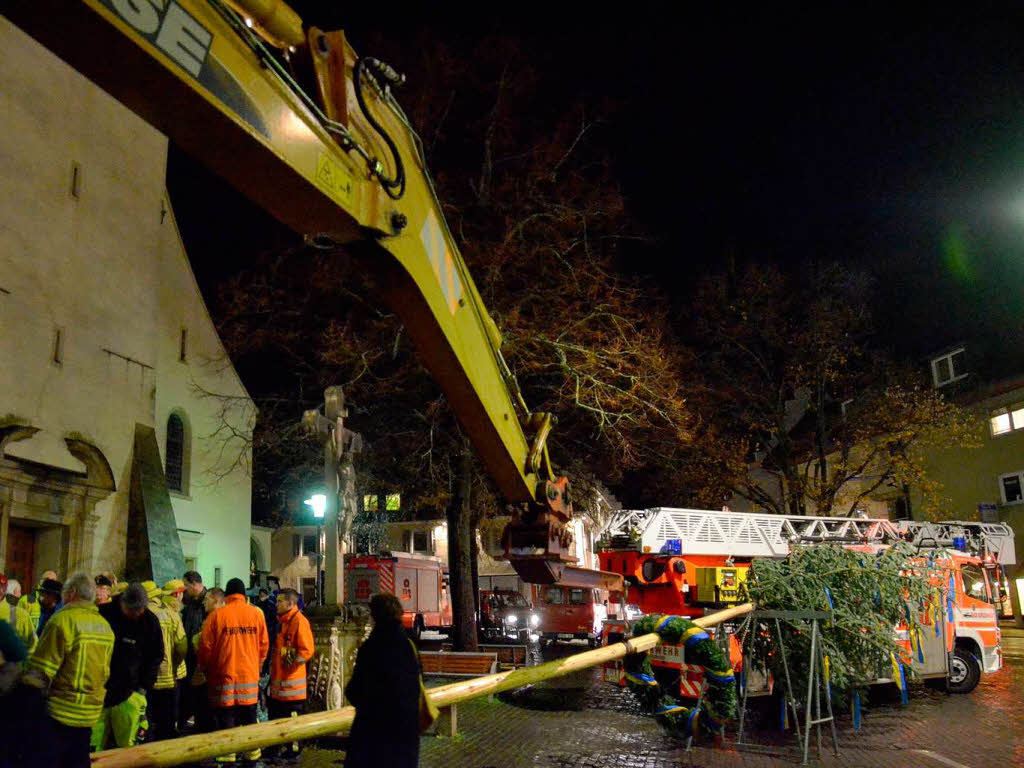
[91,583,164,750]
[143,580,188,741]
[29,571,114,767]
[180,571,207,733]
[198,577,268,764]
[162,579,186,612]
[0,573,37,655]
[36,577,64,638]
[95,574,113,606]
[20,570,58,635]
[266,588,314,763]
[161,578,188,732]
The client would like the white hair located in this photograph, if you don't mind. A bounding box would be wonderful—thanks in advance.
[62,572,95,603]
[6,579,21,598]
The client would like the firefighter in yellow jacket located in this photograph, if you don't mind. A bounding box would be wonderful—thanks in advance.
[19,569,58,633]
[28,572,114,768]
[0,573,37,654]
[143,580,187,740]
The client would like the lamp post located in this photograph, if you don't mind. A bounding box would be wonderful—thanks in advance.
[303,493,327,605]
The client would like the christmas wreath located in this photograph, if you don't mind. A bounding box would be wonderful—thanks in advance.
[622,614,737,738]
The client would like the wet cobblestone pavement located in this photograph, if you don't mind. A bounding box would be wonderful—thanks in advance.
[300,634,1024,767]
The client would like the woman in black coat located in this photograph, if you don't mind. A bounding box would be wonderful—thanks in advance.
[345,594,422,768]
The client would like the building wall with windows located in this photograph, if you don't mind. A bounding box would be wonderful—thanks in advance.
[914,378,1024,519]
[0,20,253,587]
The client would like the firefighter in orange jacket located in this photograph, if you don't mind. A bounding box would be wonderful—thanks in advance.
[267,588,315,762]
[197,578,268,765]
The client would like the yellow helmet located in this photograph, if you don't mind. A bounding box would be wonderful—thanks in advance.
[162,579,186,596]
[141,580,162,599]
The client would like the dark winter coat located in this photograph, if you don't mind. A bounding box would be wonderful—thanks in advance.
[180,590,206,672]
[99,598,164,707]
[344,621,421,768]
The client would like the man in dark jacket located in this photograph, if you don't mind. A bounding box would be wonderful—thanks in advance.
[179,571,206,732]
[91,582,164,750]
[344,594,421,768]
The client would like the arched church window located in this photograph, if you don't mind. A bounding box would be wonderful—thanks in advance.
[166,412,188,494]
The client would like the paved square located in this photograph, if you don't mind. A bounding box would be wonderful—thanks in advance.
[301,633,1024,768]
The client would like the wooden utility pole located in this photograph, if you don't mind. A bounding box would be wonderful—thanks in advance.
[92,603,754,767]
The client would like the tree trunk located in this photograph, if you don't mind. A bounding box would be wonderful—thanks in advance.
[446,440,478,651]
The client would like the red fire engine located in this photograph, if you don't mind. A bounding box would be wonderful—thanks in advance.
[598,508,1015,698]
[345,552,452,639]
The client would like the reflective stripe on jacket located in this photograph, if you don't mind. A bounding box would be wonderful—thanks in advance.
[198,594,268,707]
[1,599,38,655]
[269,606,315,701]
[29,600,114,727]
[148,598,187,689]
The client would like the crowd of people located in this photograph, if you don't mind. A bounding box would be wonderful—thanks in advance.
[0,569,314,768]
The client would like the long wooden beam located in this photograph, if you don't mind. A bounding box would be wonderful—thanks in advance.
[91,603,753,767]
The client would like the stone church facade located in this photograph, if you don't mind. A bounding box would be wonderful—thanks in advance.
[0,19,254,588]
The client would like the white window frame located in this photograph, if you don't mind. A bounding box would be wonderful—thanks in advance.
[931,348,967,388]
[990,404,1024,437]
[998,471,1024,505]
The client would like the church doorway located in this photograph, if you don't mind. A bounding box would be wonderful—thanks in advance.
[5,524,35,585]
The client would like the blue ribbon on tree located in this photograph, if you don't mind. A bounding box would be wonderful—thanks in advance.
[947,574,956,622]
[624,671,657,686]
[851,691,861,731]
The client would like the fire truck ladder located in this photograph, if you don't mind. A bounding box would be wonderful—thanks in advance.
[599,508,1017,565]
[897,520,1017,565]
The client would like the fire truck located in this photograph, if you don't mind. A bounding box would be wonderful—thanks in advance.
[598,507,1015,697]
[345,552,452,640]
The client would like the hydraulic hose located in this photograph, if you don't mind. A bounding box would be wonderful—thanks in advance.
[354,56,406,200]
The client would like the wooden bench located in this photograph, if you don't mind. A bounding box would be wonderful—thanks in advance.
[421,651,499,737]
[420,650,498,678]
[441,643,529,669]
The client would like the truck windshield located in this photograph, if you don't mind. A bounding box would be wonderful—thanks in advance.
[960,563,991,602]
[544,587,565,605]
[501,593,529,608]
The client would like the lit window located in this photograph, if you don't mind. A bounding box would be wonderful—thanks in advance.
[363,494,378,511]
[385,493,401,511]
[990,404,1024,437]
[931,348,967,387]
[1000,472,1024,505]
[991,412,1012,436]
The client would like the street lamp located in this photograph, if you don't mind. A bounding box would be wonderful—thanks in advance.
[304,493,327,519]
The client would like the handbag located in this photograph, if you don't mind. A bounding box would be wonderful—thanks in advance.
[409,638,440,732]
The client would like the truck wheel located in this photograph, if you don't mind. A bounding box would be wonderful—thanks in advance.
[948,646,981,694]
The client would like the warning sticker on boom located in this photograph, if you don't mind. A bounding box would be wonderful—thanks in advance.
[315,153,354,208]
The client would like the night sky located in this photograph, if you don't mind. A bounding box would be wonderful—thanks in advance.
[171,7,1024,378]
